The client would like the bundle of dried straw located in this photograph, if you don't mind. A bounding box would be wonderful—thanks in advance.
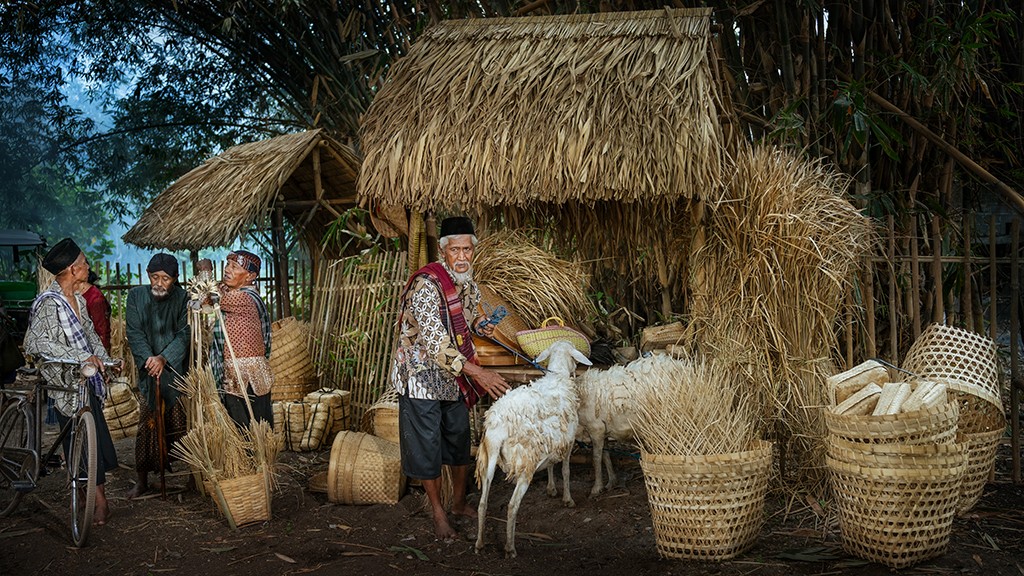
[686,144,875,488]
[472,229,596,331]
[632,353,758,456]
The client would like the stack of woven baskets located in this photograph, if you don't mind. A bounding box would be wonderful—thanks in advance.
[269,317,318,402]
[825,323,1005,568]
[102,377,139,440]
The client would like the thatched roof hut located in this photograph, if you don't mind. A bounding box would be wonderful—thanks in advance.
[124,129,360,255]
[358,8,724,211]
[124,129,361,317]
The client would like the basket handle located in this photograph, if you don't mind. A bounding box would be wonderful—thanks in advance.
[540,316,565,328]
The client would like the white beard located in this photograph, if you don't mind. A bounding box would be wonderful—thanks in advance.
[452,268,473,286]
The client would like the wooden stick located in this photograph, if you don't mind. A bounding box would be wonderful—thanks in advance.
[1011,219,1020,483]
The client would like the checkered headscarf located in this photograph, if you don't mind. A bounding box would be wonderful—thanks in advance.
[228,250,261,274]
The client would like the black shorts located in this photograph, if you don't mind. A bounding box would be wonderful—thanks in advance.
[398,394,472,480]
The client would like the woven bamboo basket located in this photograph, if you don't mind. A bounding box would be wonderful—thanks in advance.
[205,470,272,528]
[326,431,406,505]
[516,317,591,360]
[956,405,1005,514]
[270,317,316,383]
[271,402,286,452]
[271,377,318,403]
[283,401,312,451]
[824,400,959,445]
[639,440,772,561]
[902,323,1001,410]
[361,389,400,444]
[103,380,140,440]
[304,388,352,433]
[299,403,333,451]
[826,439,967,568]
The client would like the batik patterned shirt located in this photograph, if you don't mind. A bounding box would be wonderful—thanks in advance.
[390,263,481,401]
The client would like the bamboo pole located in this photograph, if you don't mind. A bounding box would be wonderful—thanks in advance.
[911,216,921,339]
[931,215,944,323]
[888,215,898,361]
[964,214,973,331]
[864,264,875,358]
[1012,219,1020,483]
[990,215,997,342]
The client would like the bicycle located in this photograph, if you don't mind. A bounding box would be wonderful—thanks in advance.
[0,356,120,547]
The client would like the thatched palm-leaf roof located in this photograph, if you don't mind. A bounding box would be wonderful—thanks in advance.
[358,8,724,211]
[124,129,361,253]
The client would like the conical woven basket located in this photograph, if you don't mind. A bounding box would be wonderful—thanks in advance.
[270,317,316,383]
[824,400,959,445]
[640,440,772,561]
[826,438,967,568]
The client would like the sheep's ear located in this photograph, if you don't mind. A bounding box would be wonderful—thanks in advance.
[535,347,551,364]
[571,348,593,366]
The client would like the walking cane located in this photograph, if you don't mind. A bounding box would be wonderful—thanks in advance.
[154,374,167,498]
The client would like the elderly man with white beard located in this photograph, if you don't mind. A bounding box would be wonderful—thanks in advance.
[391,216,511,541]
[125,253,189,498]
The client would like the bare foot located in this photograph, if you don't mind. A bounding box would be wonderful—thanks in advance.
[432,510,459,541]
[126,482,148,500]
[94,504,110,525]
[450,503,478,519]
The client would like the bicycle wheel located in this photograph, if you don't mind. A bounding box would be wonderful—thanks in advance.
[68,411,96,547]
[0,401,37,517]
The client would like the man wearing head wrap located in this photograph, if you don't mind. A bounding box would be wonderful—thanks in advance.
[206,250,273,428]
[24,237,118,525]
[124,253,189,498]
[79,270,111,351]
[391,216,510,540]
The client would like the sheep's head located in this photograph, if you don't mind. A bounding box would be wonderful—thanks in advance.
[535,340,592,374]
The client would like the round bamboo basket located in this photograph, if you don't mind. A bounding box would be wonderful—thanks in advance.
[205,471,272,528]
[902,323,1001,410]
[327,431,406,505]
[639,440,772,561]
[824,401,959,446]
[826,440,967,568]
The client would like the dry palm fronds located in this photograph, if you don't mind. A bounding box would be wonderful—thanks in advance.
[124,129,360,253]
[358,8,724,212]
[632,353,758,456]
[686,144,876,489]
[472,230,596,331]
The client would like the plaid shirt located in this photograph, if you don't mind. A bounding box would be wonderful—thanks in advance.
[24,281,111,416]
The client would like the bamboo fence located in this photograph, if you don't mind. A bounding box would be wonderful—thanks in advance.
[307,252,407,426]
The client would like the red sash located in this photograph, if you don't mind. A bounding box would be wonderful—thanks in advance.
[405,263,485,408]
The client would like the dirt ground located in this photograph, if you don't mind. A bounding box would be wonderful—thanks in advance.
[1,433,1022,576]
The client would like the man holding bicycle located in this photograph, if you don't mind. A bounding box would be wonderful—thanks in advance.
[23,238,118,526]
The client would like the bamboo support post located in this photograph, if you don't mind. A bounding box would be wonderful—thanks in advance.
[888,215,897,361]
[964,215,973,331]
[1012,219,1021,483]
[931,215,944,323]
[911,216,921,339]
[990,216,998,342]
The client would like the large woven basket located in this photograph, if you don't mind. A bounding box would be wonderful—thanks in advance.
[205,470,272,528]
[102,379,140,440]
[824,400,959,445]
[827,439,966,568]
[270,317,316,383]
[327,431,406,505]
[516,317,591,360]
[640,440,772,561]
[477,283,530,348]
[902,323,1001,410]
[271,377,318,403]
[304,388,352,433]
[956,405,1005,515]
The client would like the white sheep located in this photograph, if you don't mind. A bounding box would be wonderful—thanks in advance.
[572,353,694,495]
[474,339,592,558]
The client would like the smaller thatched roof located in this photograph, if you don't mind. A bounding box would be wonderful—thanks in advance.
[124,129,361,253]
[358,8,724,211]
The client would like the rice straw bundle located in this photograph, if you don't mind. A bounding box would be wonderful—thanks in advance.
[632,353,757,456]
[108,318,137,390]
[472,230,596,331]
[685,144,876,489]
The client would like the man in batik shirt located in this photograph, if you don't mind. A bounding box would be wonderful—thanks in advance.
[391,216,510,540]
